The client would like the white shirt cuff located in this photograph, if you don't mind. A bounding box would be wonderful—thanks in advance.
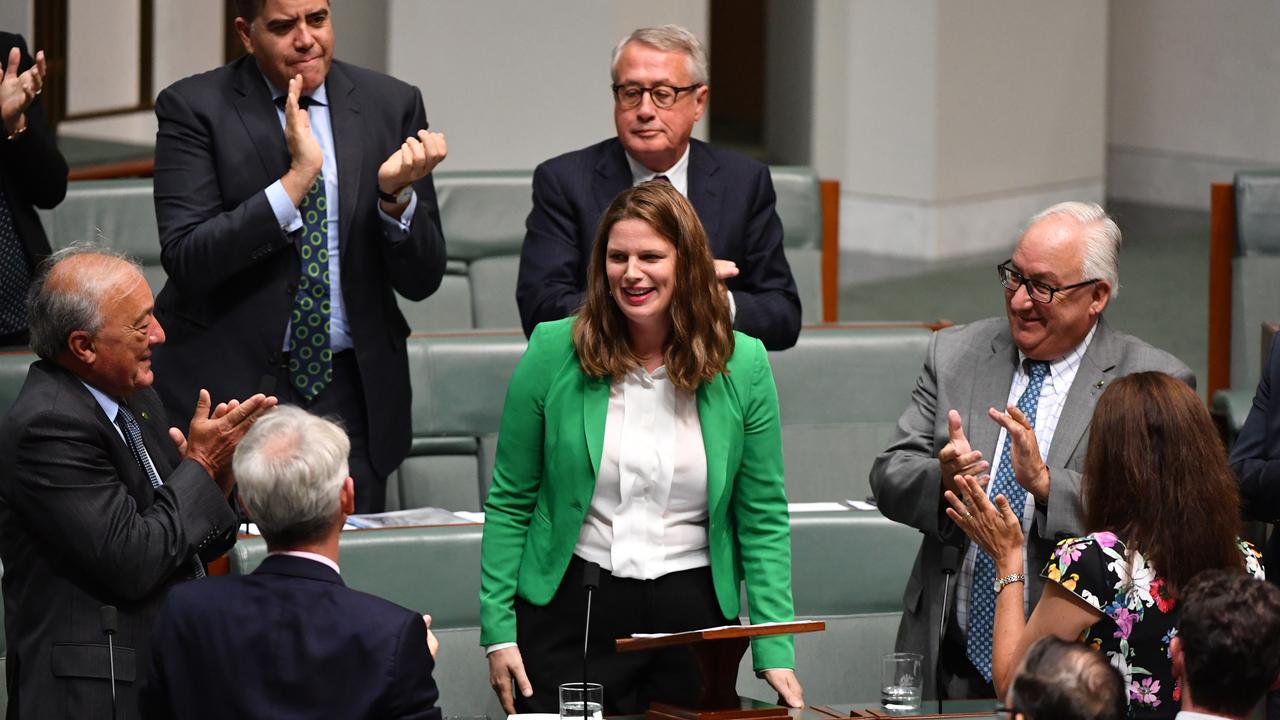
[727,290,737,322]
[485,642,518,655]
[265,180,303,233]
[378,189,418,234]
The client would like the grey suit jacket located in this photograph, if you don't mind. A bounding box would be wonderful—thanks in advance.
[868,315,1194,696]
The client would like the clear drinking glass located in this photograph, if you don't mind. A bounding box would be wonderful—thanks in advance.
[559,682,603,720]
[881,652,923,714]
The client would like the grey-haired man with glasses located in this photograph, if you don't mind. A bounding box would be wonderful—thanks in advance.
[515,24,801,351]
[869,201,1193,700]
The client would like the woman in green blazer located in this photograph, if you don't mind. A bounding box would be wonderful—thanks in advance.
[480,182,802,714]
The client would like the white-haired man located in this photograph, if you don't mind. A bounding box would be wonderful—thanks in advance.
[516,24,801,351]
[142,405,441,719]
[870,201,1194,699]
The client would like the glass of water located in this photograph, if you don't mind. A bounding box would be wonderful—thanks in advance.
[559,682,603,720]
[881,652,923,714]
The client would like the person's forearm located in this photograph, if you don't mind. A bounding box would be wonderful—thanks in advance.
[990,552,1027,697]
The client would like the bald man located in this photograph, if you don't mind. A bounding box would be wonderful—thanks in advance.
[0,248,273,719]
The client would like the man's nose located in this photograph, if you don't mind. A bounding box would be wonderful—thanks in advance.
[293,25,314,49]
[150,317,166,346]
[1009,282,1034,309]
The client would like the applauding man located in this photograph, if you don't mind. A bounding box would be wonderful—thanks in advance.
[151,0,448,512]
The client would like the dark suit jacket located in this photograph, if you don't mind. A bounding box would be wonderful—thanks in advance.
[868,316,1194,696]
[150,55,447,476]
[516,138,801,350]
[141,554,442,720]
[0,361,239,719]
[0,32,67,274]
[1230,334,1280,583]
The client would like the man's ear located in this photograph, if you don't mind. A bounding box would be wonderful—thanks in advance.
[1089,280,1111,317]
[1169,636,1185,682]
[339,476,355,516]
[234,17,255,55]
[66,330,95,365]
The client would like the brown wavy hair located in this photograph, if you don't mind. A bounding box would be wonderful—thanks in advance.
[1083,371,1243,596]
[572,181,734,391]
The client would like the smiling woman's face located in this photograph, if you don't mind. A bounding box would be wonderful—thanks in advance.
[605,218,677,336]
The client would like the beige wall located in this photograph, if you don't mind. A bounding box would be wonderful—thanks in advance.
[1108,0,1280,209]
[387,0,708,171]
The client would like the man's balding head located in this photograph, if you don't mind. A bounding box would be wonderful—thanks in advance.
[1008,636,1125,720]
[28,248,165,397]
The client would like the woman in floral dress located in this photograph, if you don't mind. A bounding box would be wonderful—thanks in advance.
[945,372,1264,720]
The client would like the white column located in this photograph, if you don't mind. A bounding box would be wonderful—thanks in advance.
[811,0,1107,260]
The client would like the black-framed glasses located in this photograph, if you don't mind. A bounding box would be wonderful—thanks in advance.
[611,83,703,109]
[997,260,1100,304]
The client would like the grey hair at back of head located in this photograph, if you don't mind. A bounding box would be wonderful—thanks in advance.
[1027,201,1122,299]
[1009,636,1125,720]
[611,25,709,86]
[232,405,350,549]
[27,246,141,361]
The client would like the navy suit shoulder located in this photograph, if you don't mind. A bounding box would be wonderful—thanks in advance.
[1231,334,1280,584]
[517,137,800,350]
[143,555,441,719]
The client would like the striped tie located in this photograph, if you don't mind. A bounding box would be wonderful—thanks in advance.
[116,404,206,578]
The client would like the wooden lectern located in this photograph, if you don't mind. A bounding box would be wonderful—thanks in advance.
[615,620,825,720]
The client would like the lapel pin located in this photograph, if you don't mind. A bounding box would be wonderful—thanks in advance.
[1094,380,1105,390]
[140,411,150,421]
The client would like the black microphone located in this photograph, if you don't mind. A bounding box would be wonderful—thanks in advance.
[581,562,601,720]
[937,543,962,714]
[100,605,118,720]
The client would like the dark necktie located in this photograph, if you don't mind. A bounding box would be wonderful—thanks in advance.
[650,175,671,185]
[965,359,1049,680]
[0,185,31,335]
[115,404,205,578]
[274,94,332,400]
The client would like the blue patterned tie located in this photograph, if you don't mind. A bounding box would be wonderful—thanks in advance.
[965,359,1049,681]
[287,172,332,400]
[0,186,31,336]
[115,404,206,578]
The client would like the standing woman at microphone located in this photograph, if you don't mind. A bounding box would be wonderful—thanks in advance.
[480,181,802,715]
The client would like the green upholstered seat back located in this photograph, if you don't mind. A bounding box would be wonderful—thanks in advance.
[770,166,823,325]
[38,179,166,295]
[1231,171,1280,389]
[769,327,933,503]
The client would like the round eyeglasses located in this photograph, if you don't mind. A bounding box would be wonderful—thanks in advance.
[997,260,1100,304]
[611,83,703,110]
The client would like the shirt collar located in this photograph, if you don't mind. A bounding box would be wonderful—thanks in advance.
[268,550,341,575]
[262,72,329,107]
[625,143,691,197]
[1016,320,1099,380]
[80,380,120,424]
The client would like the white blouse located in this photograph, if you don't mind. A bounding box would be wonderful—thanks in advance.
[574,365,710,579]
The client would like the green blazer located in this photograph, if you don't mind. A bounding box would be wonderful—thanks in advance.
[479,318,796,670]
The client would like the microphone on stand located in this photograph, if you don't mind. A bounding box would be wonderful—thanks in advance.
[938,543,962,715]
[582,561,601,720]
[100,605,119,720]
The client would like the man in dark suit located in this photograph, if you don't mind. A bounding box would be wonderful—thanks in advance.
[869,202,1194,699]
[516,25,800,351]
[0,248,273,719]
[142,405,442,719]
[0,32,67,347]
[150,0,449,512]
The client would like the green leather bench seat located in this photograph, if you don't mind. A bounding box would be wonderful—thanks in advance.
[35,168,828,334]
[769,326,933,503]
[228,508,918,714]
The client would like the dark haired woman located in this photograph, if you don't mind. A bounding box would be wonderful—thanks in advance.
[947,371,1263,719]
[479,182,802,714]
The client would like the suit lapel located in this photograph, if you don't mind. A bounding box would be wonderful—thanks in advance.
[232,58,290,183]
[325,62,363,263]
[969,327,1019,461]
[593,142,633,223]
[701,371,732,517]
[687,141,723,251]
[1047,318,1115,468]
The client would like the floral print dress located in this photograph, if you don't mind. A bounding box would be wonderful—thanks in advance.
[1042,532,1264,720]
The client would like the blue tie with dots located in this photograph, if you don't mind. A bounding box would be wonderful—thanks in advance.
[288,172,332,400]
[965,359,1049,681]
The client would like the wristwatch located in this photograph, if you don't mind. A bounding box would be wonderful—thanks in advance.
[378,185,413,204]
[993,573,1026,595]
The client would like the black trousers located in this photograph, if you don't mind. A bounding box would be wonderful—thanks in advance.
[515,555,735,715]
[938,604,996,700]
[274,349,386,512]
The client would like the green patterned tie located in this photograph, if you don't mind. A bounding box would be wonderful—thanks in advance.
[288,173,332,400]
